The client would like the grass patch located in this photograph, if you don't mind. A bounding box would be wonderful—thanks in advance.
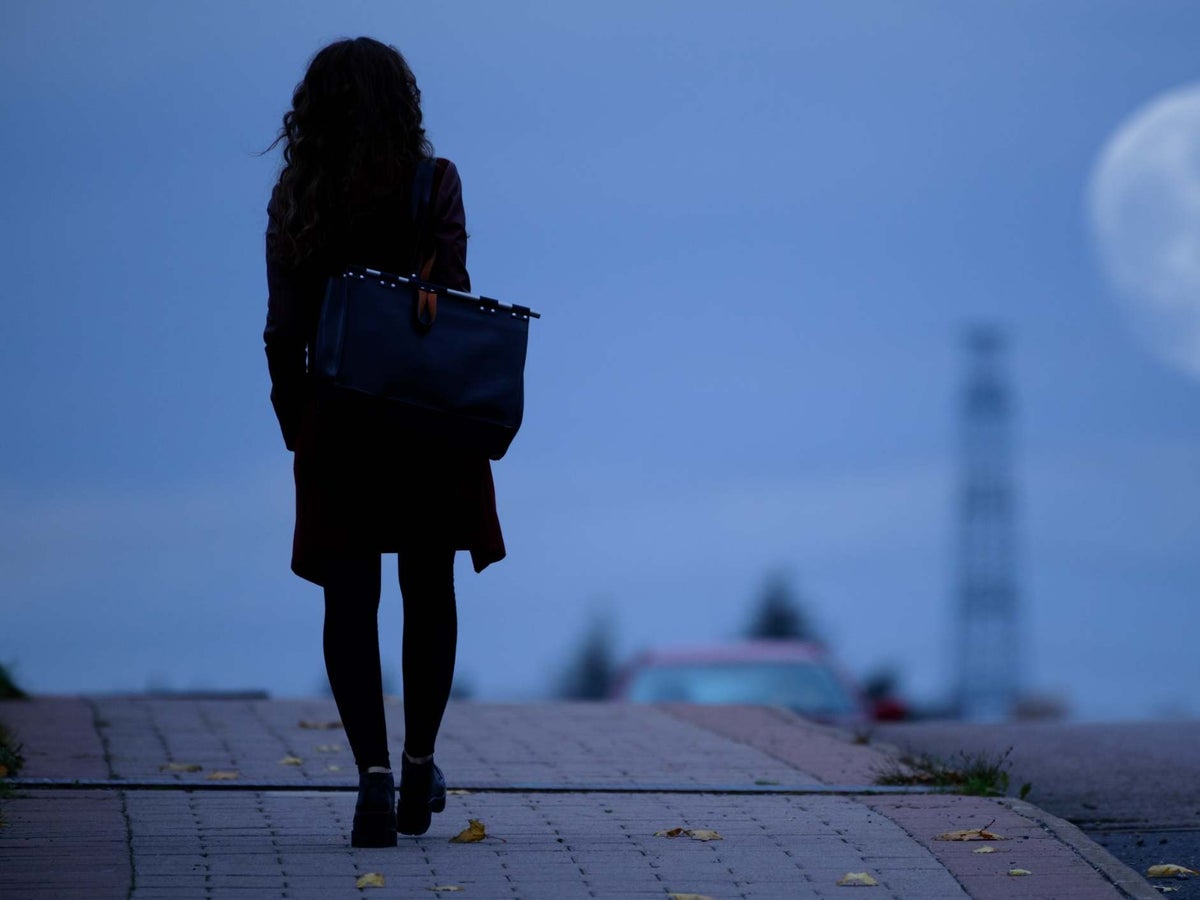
[850,727,873,746]
[0,721,26,827]
[0,661,29,827]
[0,722,24,779]
[873,745,1022,797]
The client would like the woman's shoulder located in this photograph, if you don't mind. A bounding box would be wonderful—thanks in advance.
[431,157,464,204]
[433,156,461,182]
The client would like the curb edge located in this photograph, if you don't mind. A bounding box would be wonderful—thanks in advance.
[998,798,1160,900]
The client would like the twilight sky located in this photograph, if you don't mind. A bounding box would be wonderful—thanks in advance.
[2,1,1198,720]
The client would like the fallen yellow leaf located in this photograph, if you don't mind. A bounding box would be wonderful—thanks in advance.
[655,827,685,837]
[316,744,343,753]
[356,872,385,888]
[1148,864,1200,879]
[298,719,342,729]
[426,887,464,893]
[449,818,488,843]
[935,827,1005,841]
[279,755,303,766]
[206,770,239,781]
[973,846,997,854]
[447,788,472,795]
[159,762,202,773]
[837,872,879,886]
[667,894,717,900]
[1008,868,1032,876]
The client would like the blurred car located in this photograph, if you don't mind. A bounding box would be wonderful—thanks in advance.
[609,640,902,726]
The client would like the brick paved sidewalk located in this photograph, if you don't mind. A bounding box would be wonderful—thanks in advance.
[0,697,1157,899]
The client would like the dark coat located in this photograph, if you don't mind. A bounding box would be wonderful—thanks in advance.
[263,157,505,586]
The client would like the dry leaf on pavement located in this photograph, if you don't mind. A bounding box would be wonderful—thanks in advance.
[206,770,239,781]
[935,827,1005,841]
[668,894,717,900]
[449,818,489,843]
[159,762,202,773]
[837,872,879,886]
[356,872,385,888]
[654,827,723,841]
[973,846,996,854]
[447,788,472,795]
[1148,864,1200,879]
[298,719,342,730]
[327,764,342,771]
[1008,868,1032,876]
[279,755,303,766]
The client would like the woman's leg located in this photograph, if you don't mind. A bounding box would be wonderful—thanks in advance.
[397,547,458,759]
[322,553,391,774]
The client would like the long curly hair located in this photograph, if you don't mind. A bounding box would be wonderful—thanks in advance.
[265,37,434,267]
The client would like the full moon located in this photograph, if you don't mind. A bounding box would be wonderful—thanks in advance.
[1088,83,1200,378]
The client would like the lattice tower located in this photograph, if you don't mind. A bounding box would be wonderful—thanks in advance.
[955,325,1020,720]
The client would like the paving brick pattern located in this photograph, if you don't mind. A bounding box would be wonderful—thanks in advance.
[661,704,892,785]
[8,788,967,899]
[0,697,109,779]
[864,794,1158,900]
[86,697,817,788]
[1,790,131,899]
[0,697,1156,899]
[419,702,819,789]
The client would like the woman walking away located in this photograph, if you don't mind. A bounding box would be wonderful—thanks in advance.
[262,37,506,847]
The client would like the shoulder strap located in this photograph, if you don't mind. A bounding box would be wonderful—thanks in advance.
[410,157,437,278]
[410,158,441,329]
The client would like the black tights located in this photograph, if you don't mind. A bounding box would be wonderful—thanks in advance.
[321,549,457,773]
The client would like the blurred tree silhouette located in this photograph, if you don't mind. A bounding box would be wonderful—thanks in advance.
[0,661,28,700]
[744,572,819,642]
[862,665,900,701]
[556,608,617,700]
[449,675,475,700]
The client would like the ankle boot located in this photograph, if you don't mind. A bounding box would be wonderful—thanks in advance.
[351,771,398,848]
[397,754,446,836]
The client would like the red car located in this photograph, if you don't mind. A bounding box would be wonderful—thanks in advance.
[609,640,898,726]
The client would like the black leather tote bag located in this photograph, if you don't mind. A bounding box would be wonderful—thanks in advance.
[311,160,538,461]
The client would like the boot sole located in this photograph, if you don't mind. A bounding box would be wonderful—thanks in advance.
[351,810,398,847]
[396,802,432,836]
[397,790,446,835]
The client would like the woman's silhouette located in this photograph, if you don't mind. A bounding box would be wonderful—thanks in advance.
[263,36,505,846]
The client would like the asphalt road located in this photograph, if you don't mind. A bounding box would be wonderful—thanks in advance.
[876,720,1200,897]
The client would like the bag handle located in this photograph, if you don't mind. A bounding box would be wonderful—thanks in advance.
[410,158,439,331]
